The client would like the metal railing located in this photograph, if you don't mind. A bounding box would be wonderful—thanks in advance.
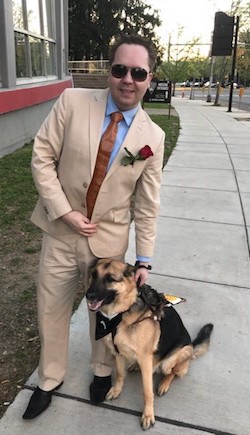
[68,60,109,74]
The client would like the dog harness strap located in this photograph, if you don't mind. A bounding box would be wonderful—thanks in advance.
[132,312,158,325]
[111,329,120,354]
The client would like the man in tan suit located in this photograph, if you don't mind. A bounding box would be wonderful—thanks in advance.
[23,34,165,419]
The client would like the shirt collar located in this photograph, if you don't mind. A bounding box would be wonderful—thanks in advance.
[106,92,139,127]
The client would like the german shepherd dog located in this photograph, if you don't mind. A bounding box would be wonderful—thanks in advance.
[86,259,213,430]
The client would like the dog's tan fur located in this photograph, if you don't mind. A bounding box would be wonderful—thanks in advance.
[88,259,212,430]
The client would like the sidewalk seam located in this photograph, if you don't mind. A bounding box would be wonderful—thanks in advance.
[22,385,237,435]
[150,272,250,291]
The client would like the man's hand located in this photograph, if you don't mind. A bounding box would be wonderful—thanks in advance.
[134,263,150,286]
[61,210,97,237]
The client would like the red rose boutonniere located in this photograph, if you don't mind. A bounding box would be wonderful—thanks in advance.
[121,145,154,166]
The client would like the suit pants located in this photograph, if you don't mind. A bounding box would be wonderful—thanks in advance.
[37,232,123,391]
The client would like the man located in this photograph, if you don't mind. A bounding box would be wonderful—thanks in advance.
[23,34,165,419]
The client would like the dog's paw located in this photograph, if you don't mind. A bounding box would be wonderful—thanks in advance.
[141,413,155,430]
[157,380,170,397]
[106,386,122,400]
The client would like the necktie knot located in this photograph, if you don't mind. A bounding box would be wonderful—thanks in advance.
[111,112,123,123]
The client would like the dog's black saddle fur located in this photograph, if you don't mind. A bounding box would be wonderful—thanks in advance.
[138,284,191,359]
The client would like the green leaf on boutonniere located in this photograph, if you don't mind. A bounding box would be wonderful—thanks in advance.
[121,155,136,166]
[124,147,134,157]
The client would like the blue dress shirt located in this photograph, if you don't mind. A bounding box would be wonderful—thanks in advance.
[102,93,151,265]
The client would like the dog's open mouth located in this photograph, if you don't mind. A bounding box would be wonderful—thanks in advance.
[87,299,105,312]
[86,289,117,312]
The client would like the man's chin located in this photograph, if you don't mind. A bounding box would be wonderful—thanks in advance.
[116,99,138,111]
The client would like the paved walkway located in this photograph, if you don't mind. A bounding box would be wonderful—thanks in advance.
[1,97,250,434]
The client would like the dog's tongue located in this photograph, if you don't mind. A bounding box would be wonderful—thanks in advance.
[88,299,104,311]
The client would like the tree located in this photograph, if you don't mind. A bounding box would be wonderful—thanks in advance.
[68,0,163,62]
[237,29,250,86]
[156,27,210,95]
[69,0,95,59]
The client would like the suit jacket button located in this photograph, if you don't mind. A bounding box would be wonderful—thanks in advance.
[81,203,85,208]
[83,182,88,188]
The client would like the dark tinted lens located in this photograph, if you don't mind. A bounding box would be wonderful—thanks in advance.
[131,67,148,82]
[111,64,127,78]
[111,64,148,82]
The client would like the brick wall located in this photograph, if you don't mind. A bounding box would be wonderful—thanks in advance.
[71,73,108,89]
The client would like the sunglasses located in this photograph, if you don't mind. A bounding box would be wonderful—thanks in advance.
[111,64,149,82]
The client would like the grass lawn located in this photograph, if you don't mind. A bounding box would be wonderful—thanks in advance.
[144,102,171,109]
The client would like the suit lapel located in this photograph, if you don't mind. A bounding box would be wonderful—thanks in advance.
[89,89,109,176]
[104,107,147,181]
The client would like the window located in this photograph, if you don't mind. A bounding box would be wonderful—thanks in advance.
[12,0,56,80]
[15,32,28,78]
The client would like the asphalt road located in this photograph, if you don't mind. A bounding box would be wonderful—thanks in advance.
[174,87,250,112]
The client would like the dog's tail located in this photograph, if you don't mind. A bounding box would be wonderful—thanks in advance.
[192,323,214,359]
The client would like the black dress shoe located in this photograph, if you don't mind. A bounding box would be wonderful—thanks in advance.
[22,382,63,419]
[89,375,112,404]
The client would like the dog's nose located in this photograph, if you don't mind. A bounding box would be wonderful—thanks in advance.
[86,284,97,300]
[86,288,93,300]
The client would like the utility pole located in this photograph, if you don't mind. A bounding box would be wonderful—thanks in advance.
[167,35,171,63]
[228,16,240,112]
[206,57,215,103]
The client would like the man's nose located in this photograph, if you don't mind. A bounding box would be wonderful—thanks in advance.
[123,70,133,81]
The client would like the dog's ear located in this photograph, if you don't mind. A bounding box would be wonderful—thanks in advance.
[123,263,136,277]
[88,258,99,272]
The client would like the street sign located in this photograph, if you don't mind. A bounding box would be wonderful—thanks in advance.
[143,80,171,103]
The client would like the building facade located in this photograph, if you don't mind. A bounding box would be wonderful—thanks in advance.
[0,0,72,156]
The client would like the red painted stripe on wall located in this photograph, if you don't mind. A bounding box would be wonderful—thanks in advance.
[0,78,73,114]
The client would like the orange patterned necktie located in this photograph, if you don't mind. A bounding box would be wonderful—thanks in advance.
[86,112,123,219]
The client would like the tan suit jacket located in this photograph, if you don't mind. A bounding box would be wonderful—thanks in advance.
[31,88,165,258]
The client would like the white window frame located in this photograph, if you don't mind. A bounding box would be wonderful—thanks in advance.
[13,0,57,83]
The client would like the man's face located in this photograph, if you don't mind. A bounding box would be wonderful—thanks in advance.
[108,43,153,111]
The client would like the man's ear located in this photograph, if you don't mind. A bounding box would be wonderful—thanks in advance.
[148,72,153,85]
[123,263,136,277]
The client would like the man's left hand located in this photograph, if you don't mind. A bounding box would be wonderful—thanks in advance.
[134,267,149,286]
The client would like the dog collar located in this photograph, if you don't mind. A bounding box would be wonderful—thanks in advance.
[100,310,120,320]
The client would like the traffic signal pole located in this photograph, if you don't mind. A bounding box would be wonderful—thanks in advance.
[206,57,215,103]
[228,16,240,112]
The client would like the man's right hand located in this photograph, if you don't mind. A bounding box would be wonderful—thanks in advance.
[61,210,97,237]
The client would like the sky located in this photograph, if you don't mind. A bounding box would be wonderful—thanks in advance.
[146,0,239,57]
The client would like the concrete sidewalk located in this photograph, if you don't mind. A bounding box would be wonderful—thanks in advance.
[1,97,250,434]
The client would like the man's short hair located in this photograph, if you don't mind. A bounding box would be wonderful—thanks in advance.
[109,34,157,72]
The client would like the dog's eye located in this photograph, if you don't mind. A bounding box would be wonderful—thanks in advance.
[106,274,114,284]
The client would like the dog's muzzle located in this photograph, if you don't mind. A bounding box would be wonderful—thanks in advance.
[86,284,117,312]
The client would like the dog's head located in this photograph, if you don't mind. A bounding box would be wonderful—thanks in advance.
[86,259,137,316]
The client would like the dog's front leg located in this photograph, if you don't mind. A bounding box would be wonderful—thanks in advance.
[106,355,126,400]
[138,356,155,430]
